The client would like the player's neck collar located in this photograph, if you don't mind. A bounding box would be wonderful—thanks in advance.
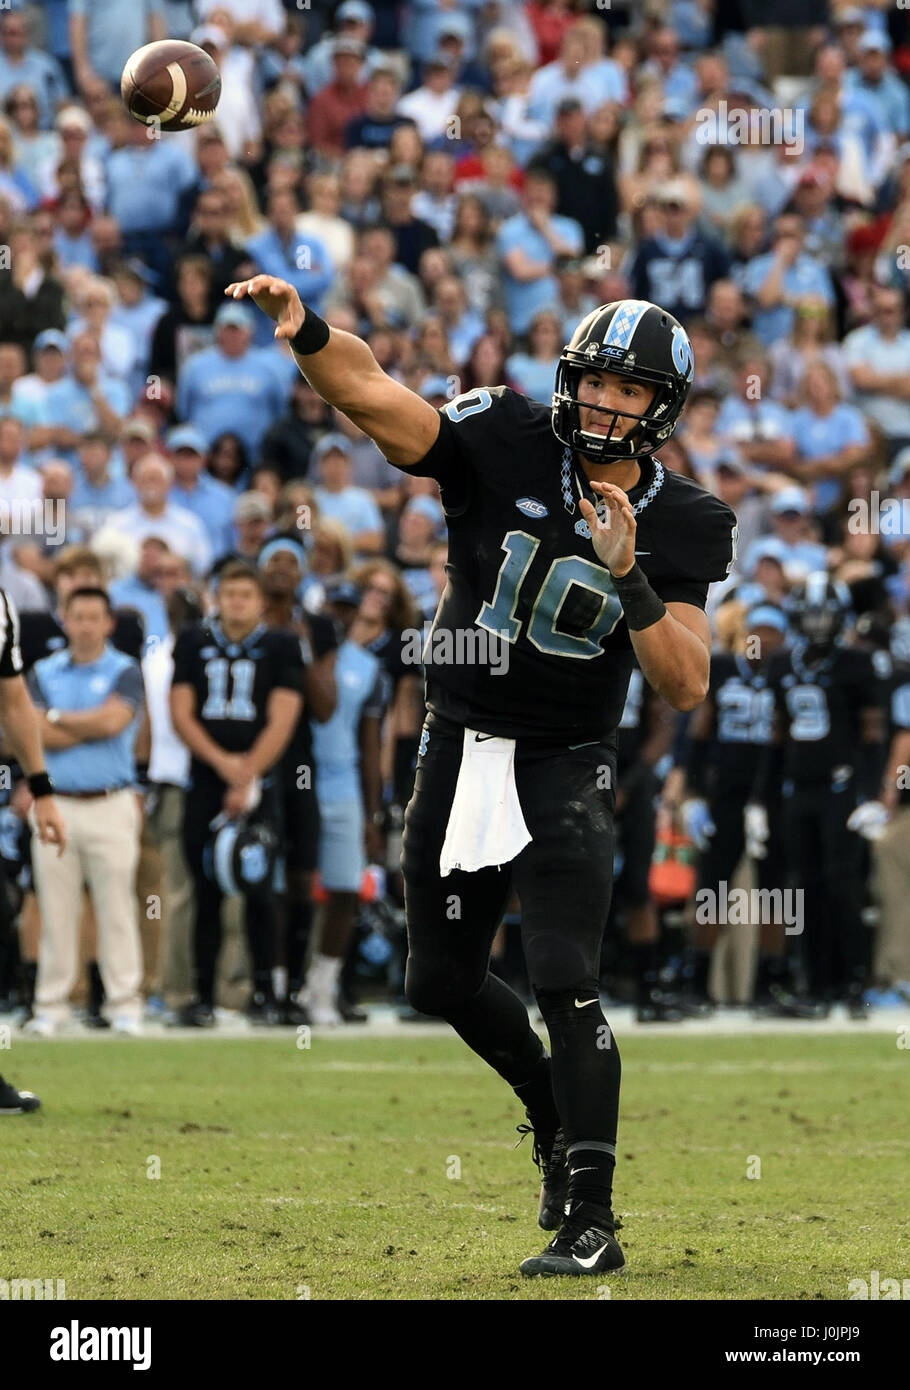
[562,447,664,520]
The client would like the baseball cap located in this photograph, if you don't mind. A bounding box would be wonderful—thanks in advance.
[556,96,584,116]
[56,105,92,133]
[418,375,451,401]
[746,604,789,635]
[835,6,866,25]
[326,579,363,607]
[121,417,156,443]
[715,451,747,475]
[437,13,472,41]
[657,178,692,207]
[190,24,228,50]
[214,301,254,330]
[333,36,367,58]
[167,424,207,455]
[748,536,789,573]
[33,328,69,354]
[858,30,891,53]
[337,0,374,22]
[313,432,354,463]
[403,495,444,528]
[234,492,272,523]
[771,486,810,515]
[426,51,456,70]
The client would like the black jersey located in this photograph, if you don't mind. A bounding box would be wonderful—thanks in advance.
[704,651,776,792]
[884,657,910,807]
[172,618,304,770]
[19,607,144,672]
[0,589,23,679]
[402,386,737,744]
[766,643,881,785]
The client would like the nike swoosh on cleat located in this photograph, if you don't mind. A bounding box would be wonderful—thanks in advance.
[574,997,599,1008]
[569,1167,599,1177]
[573,1242,610,1270]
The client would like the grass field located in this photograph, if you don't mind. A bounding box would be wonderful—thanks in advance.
[2,1031,908,1301]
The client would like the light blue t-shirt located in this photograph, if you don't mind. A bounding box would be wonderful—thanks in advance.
[28,643,144,792]
[741,252,834,346]
[44,373,131,464]
[842,325,910,440]
[70,473,136,537]
[109,575,168,647]
[68,0,166,85]
[170,474,236,557]
[790,403,869,510]
[0,49,68,130]
[313,485,383,541]
[527,58,628,124]
[496,212,584,336]
[312,640,385,803]
[505,353,558,404]
[105,140,196,235]
[176,346,288,460]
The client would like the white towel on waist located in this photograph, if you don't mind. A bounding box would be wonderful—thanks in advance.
[439,729,532,876]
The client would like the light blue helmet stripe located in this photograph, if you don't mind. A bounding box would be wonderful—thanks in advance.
[602,299,652,351]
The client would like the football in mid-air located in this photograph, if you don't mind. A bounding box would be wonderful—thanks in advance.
[121,39,221,131]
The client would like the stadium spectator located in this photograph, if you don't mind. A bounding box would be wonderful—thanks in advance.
[43,330,129,456]
[528,97,619,254]
[505,307,563,402]
[26,585,145,1036]
[176,301,287,461]
[183,186,251,300]
[109,535,171,645]
[843,284,910,452]
[39,105,105,210]
[0,416,40,500]
[496,167,584,335]
[791,360,871,510]
[70,431,135,537]
[0,217,66,350]
[113,453,213,577]
[627,180,729,324]
[397,53,462,143]
[69,0,165,93]
[311,434,384,556]
[307,38,369,160]
[297,172,355,272]
[148,255,215,388]
[166,424,235,558]
[302,0,381,97]
[246,187,334,316]
[742,214,836,348]
[5,84,59,177]
[344,64,411,152]
[0,9,68,132]
[221,491,273,567]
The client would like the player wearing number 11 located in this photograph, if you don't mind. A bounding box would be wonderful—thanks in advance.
[226,276,737,1277]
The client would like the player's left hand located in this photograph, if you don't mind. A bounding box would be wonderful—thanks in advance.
[33,795,67,857]
[225,274,305,341]
[847,800,889,842]
[223,781,255,819]
[580,481,637,577]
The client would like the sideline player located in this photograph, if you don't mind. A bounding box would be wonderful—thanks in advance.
[226,276,736,1277]
[0,588,66,1112]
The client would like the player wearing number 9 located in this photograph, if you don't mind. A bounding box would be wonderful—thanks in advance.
[225,276,737,1277]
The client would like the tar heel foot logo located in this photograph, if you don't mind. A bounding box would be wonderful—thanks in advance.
[515,496,548,519]
[50,1321,151,1371]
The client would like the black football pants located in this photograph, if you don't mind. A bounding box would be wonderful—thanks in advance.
[781,780,866,998]
[402,711,621,1150]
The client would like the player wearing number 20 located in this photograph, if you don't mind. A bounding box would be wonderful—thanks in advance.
[225,275,736,1278]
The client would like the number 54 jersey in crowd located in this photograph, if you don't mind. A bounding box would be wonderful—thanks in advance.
[404,386,737,744]
[171,619,304,773]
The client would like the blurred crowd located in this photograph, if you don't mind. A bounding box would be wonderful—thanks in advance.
[2,0,910,1025]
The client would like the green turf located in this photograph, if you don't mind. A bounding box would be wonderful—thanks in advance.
[1,1033,908,1300]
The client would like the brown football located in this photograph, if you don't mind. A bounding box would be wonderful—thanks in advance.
[121,40,221,131]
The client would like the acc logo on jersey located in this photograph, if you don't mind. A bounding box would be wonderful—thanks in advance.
[516,497,548,519]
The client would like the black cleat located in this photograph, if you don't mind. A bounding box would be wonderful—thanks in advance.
[845,986,869,1022]
[636,990,684,1023]
[83,1009,110,1030]
[0,1074,41,1115]
[338,997,369,1024]
[280,996,311,1027]
[247,992,282,1026]
[173,1001,215,1028]
[520,1201,625,1278]
[516,1122,568,1230]
[753,986,828,1020]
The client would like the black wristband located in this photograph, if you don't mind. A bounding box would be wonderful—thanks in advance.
[28,771,54,798]
[289,309,331,356]
[609,562,667,631]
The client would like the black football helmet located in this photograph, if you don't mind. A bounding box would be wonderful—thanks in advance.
[552,300,695,462]
[203,813,279,896]
[788,572,852,652]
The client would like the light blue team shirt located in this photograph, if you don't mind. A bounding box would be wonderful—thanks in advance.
[716,395,795,448]
[44,373,132,464]
[846,69,910,138]
[110,294,169,399]
[68,0,166,85]
[0,48,69,130]
[104,141,196,235]
[790,403,870,511]
[70,473,136,537]
[527,59,628,125]
[312,640,385,803]
[176,346,288,459]
[313,485,383,540]
[28,643,144,791]
[741,252,834,346]
[170,474,236,557]
[53,228,99,273]
[496,212,584,336]
[842,325,910,440]
[505,353,558,404]
[109,575,169,648]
